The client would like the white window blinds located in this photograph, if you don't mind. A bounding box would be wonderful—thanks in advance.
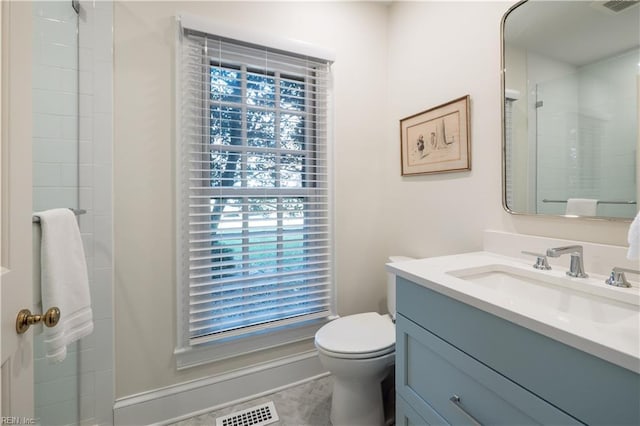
[178,25,333,346]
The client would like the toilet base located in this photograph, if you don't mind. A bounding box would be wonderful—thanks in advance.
[330,376,385,426]
[315,316,396,426]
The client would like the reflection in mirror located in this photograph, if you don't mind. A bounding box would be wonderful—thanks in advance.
[502,0,639,220]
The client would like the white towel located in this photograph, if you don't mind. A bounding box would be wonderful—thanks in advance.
[37,208,93,363]
[565,198,598,216]
[628,210,640,260]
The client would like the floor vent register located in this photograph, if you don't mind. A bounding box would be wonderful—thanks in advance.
[215,401,279,426]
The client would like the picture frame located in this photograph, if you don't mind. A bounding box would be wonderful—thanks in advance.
[399,95,471,176]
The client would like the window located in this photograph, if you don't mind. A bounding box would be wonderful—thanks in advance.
[177,20,334,357]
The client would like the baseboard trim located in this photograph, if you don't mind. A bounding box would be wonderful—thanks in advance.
[113,350,327,425]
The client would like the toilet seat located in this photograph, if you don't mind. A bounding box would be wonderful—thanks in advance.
[315,312,395,359]
[316,344,394,360]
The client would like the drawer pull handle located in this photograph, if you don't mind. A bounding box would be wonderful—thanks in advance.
[449,395,483,426]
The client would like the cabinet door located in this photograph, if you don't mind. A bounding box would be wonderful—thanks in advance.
[396,314,582,425]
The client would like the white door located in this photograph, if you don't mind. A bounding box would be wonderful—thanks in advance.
[1,1,34,419]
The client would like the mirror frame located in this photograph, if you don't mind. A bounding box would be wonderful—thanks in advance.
[500,0,635,223]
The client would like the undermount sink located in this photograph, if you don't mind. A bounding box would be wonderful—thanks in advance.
[447,264,638,325]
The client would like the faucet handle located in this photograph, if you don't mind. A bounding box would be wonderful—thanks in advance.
[521,251,552,270]
[605,267,639,288]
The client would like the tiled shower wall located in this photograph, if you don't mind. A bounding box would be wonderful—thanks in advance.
[32,1,78,211]
[32,1,113,425]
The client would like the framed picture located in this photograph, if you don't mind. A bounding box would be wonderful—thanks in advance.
[399,95,471,176]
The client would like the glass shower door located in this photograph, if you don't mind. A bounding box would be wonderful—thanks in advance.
[32,2,82,424]
[534,74,581,216]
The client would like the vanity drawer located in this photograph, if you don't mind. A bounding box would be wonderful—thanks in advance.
[396,394,446,426]
[396,314,581,425]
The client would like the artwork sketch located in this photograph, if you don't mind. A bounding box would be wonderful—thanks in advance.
[400,95,470,175]
[407,111,461,166]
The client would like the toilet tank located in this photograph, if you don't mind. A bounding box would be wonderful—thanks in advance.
[387,256,414,318]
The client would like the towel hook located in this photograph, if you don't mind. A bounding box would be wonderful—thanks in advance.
[16,307,61,334]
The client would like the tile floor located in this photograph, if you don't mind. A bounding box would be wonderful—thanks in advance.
[171,375,333,426]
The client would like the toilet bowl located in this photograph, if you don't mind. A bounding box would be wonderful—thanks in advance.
[314,256,414,426]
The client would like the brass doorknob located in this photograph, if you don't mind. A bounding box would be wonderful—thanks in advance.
[16,307,61,334]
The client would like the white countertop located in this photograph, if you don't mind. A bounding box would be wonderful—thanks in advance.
[387,251,640,374]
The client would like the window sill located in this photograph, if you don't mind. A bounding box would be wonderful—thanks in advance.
[174,317,332,370]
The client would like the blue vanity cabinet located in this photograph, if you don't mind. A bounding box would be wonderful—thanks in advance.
[395,277,640,425]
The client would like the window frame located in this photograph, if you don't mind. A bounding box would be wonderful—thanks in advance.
[175,15,336,369]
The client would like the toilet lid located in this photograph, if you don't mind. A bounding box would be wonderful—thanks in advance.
[315,312,395,355]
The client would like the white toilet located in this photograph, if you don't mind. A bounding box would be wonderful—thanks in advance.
[314,256,414,426]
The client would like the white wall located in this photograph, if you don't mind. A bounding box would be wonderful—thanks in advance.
[114,1,389,399]
[386,1,630,255]
[385,1,503,259]
[113,0,633,405]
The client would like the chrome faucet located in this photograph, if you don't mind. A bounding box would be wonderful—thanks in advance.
[605,267,639,288]
[546,245,588,278]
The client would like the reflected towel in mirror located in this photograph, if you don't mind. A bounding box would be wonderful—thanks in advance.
[565,198,598,216]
